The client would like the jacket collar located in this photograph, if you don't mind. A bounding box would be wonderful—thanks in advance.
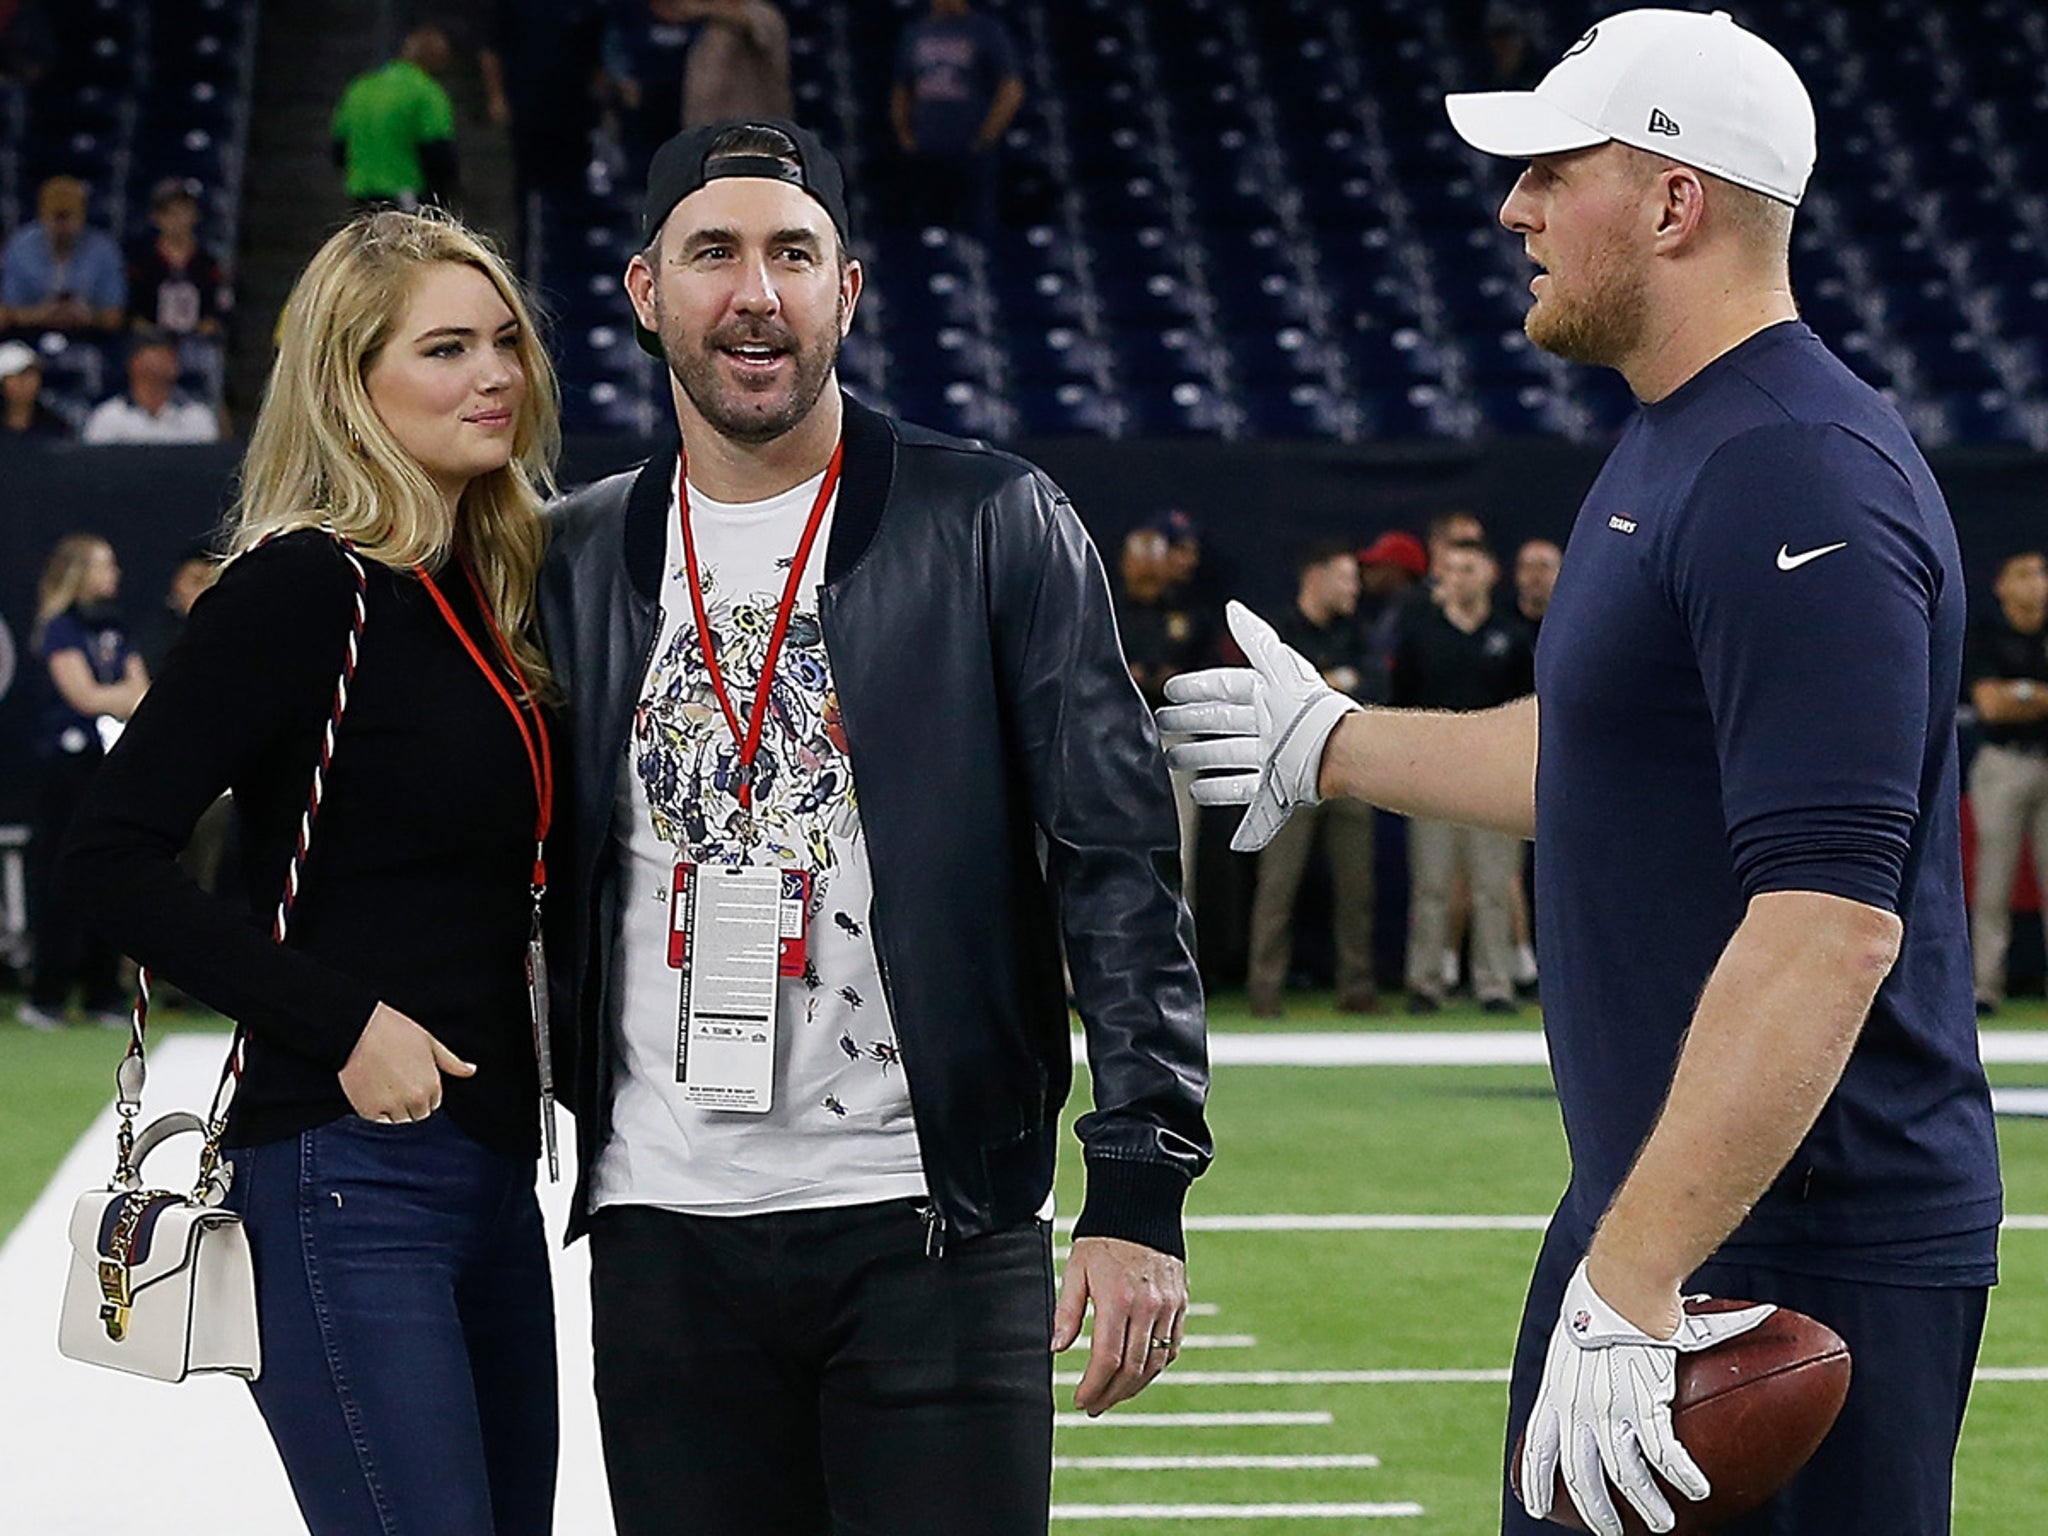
[621,391,896,601]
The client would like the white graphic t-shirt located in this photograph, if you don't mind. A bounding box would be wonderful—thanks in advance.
[591,466,927,1215]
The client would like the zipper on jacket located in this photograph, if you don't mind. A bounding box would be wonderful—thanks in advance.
[819,590,952,1254]
[917,1202,947,1260]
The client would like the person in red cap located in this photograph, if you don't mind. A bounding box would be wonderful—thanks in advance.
[1358,529,1427,584]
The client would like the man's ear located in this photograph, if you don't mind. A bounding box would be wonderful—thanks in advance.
[1653,166,1707,248]
[839,256,864,337]
[625,248,664,332]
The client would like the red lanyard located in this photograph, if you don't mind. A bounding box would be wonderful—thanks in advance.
[416,557,554,890]
[676,443,844,811]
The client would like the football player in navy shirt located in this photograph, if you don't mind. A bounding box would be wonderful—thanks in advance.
[1161,12,1999,1536]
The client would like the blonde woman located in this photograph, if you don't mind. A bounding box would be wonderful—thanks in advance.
[21,533,147,1030]
[62,209,562,1536]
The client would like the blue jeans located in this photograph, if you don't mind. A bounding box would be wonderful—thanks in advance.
[227,1113,558,1536]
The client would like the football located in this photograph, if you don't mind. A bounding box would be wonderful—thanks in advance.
[1512,1299,1852,1534]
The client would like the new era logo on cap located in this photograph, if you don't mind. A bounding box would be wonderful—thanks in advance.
[1443,8,1817,206]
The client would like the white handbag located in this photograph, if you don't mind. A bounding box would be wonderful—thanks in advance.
[59,1105,260,1381]
[57,529,370,1386]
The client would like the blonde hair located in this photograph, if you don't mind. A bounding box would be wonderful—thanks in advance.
[34,533,113,647]
[231,208,560,692]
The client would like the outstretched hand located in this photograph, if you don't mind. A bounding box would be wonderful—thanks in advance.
[1157,600,1360,851]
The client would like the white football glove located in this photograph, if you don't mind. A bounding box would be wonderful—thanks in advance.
[1521,1260,1776,1536]
[1156,600,1361,853]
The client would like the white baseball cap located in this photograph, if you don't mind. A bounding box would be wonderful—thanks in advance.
[1444,8,1817,206]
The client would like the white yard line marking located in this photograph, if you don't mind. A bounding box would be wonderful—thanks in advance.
[1070,1030,2048,1066]
[1057,1369,1509,1386]
[1979,1035,2048,1063]
[1064,1213,2048,1234]
[1074,1030,1545,1066]
[1061,1366,2048,1387]
[1052,1502,1424,1520]
[1191,1214,1546,1231]
[1055,1454,1383,1470]
[1177,1334,1256,1349]
[1186,1302,1221,1316]
[1056,1411,1334,1427]
[1993,1088,2048,1116]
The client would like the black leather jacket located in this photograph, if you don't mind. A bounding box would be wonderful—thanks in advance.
[537,395,1211,1253]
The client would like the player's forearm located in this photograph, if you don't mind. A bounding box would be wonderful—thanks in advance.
[1316,694,1537,837]
[1587,890,1901,1333]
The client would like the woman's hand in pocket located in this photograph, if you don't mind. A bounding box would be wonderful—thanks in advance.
[339,1003,476,1122]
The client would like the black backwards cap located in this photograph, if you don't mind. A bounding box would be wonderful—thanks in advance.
[635,117,852,358]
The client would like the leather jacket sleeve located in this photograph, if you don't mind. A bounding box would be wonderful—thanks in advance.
[990,470,1212,1254]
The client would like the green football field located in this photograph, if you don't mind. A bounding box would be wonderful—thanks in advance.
[5,987,2046,1532]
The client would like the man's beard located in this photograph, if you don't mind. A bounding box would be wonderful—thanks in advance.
[1524,248,1651,370]
[659,297,845,446]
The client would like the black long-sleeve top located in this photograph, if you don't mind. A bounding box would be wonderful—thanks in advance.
[61,530,548,1157]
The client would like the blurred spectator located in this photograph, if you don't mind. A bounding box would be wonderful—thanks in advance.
[1507,537,1561,992]
[137,544,217,676]
[0,176,126,333]
[684,0,792,126]
[482,0,609,264]
[1482,1,1545,88]
[0,339,69,438]
[1425,509,1486,578]
[331,28,459,211]
[20,534,147,1030]
[1118,524,1215,911]
[1966,548,2048,1015]
[126,178,231,340]
[1390,538,1533,1014]
[81,332,220,444]
[1152,507,1210,605]
[139,546,233,909]
[606,0,707,183]
[1514,536,1562,634]
[1246,541,1379,1017]
[1359,530,1428,597]
[1356,529,1428,702]
[0,0,54,86]
[1116,527,1213,709]
[891,0,1024,236]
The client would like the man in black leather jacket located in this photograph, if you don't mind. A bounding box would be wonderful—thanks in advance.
[537,118,1210,1535]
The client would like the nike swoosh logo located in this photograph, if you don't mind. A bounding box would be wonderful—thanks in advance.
[1776,541,1848,571]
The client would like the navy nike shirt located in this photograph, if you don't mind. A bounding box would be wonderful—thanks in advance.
[1537,320,2000,1285]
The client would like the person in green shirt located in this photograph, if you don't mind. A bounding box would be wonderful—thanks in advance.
[332,27,461,210]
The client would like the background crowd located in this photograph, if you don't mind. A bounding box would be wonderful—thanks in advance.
[2,0,2044,1019]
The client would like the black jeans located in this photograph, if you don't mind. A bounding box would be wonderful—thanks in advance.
[591,1199,1055,1536]
[229,1114,558,1536]
[1503,1216,1989,1536]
